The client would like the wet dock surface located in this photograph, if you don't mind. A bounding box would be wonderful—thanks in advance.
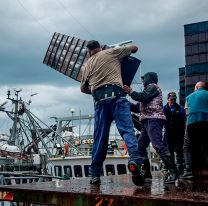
[0,172,207,206]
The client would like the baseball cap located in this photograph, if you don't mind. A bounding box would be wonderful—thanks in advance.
[167,92,177,100]
[86,40,100,50]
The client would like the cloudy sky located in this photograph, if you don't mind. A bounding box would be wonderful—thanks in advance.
[0,0,207,133]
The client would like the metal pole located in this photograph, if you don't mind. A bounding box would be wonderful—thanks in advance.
[79,110,81,140]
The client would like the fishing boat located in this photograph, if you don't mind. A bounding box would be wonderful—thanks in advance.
[0,89,160,186]
[46,113,160,179]
[0,89,60,185]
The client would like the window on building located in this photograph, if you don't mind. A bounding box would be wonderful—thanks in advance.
[186,86,194,96]
[198,63,207,74]
[192,44,198,54]
[54,166,62,177]
[185,35,192,45]
[47,165,53,175]
[186,55,192,65]
[186,65,192,75]
[191,64,199,74]
[199,54,206,63]
[199,43,206,53]
[199,33,206,42]
[192,54,199,64]
[185,45,192,55]
[105,164,115,176]
[64,166,72,177]
[117,164,127,175]
[74,165,83,177]
[84,165,91,177]
[180,81,185,88]
[191,34,199,44]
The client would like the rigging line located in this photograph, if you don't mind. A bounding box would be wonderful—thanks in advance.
[56,0,97,39]
[16,0,51,36]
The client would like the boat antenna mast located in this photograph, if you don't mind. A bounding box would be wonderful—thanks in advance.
[7,88,22,145]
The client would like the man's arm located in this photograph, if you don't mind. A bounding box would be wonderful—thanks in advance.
[111,44,138,60]
[123,84,159,103]
[80,65,92,95]
[80,82,91,94]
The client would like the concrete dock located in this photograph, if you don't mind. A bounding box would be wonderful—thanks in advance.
[0,172,207,206]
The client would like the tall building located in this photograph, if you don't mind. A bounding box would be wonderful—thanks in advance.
[179,21,208,105]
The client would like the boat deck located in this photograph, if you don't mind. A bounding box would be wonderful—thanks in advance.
[0,172,207,206]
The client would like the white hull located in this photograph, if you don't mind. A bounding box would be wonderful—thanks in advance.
[47,155,160,179]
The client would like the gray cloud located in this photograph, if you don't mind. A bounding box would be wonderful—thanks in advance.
[0,0,208,132]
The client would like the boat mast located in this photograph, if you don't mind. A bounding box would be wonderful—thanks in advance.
[7,89,22,146]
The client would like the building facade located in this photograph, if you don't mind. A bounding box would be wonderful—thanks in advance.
[179,21,208,105]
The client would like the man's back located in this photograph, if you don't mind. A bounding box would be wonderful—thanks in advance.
[82,46,131,92]
[187,88,208,113]
[186,88,208,124]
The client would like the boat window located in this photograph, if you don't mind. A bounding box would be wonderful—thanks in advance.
[54,166,62,177]
[84,165,91,177]
[74,165,83,177]
[117,164,127,175]
[105,164,115,176]
[48,166,53,175]
[64,166,72,177]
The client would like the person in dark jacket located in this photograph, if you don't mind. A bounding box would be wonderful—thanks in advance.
[123,72,178,183]
[163,92,186,175]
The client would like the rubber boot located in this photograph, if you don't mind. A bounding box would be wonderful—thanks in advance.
[128,161,144,186]
[181,152,193,179]
[141,159,152,179]
[90,176,101,184]
[161,155,178,184]
[176,153,185,176]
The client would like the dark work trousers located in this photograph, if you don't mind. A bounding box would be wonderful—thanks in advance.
[183,126,190,153]
[91,97,140,178]
[187,121,208,178]
[138,119,170,161]
[165,129,184,170]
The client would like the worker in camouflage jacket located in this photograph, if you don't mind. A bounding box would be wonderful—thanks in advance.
[123,72,178,183]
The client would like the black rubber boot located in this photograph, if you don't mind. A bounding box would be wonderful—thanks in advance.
[176,153,185,176]
[90,177,101,184]
[161,155,178,184]
[141,159,152,179]
[181,152,193,179]
[128,161,144,186]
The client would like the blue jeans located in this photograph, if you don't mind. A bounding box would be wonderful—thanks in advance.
[138,119,170,161]
[91,97,140,177]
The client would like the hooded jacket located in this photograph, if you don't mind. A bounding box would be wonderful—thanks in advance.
[130,72,166,121]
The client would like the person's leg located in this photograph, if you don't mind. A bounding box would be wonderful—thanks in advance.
[147,119,178,183]
[90,99,113,183]
[114,98,141,164]
[141,158,152,179]
[137,121,152,178]
[114,98,144,185]
[182,126,193,178]
[147,119,170,157]
[175,136,185,175]
[189,121,208,179]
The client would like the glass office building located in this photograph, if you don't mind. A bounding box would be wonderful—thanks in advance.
[179,21,208,105]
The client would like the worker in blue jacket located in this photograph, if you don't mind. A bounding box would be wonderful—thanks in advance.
[163,92,186,175]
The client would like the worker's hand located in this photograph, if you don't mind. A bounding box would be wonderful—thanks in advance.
[123,85,133,95]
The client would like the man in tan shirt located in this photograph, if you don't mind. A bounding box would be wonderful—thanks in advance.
[81,40,143,186]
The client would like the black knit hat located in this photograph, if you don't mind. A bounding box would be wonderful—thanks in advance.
[86,40,100,50]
